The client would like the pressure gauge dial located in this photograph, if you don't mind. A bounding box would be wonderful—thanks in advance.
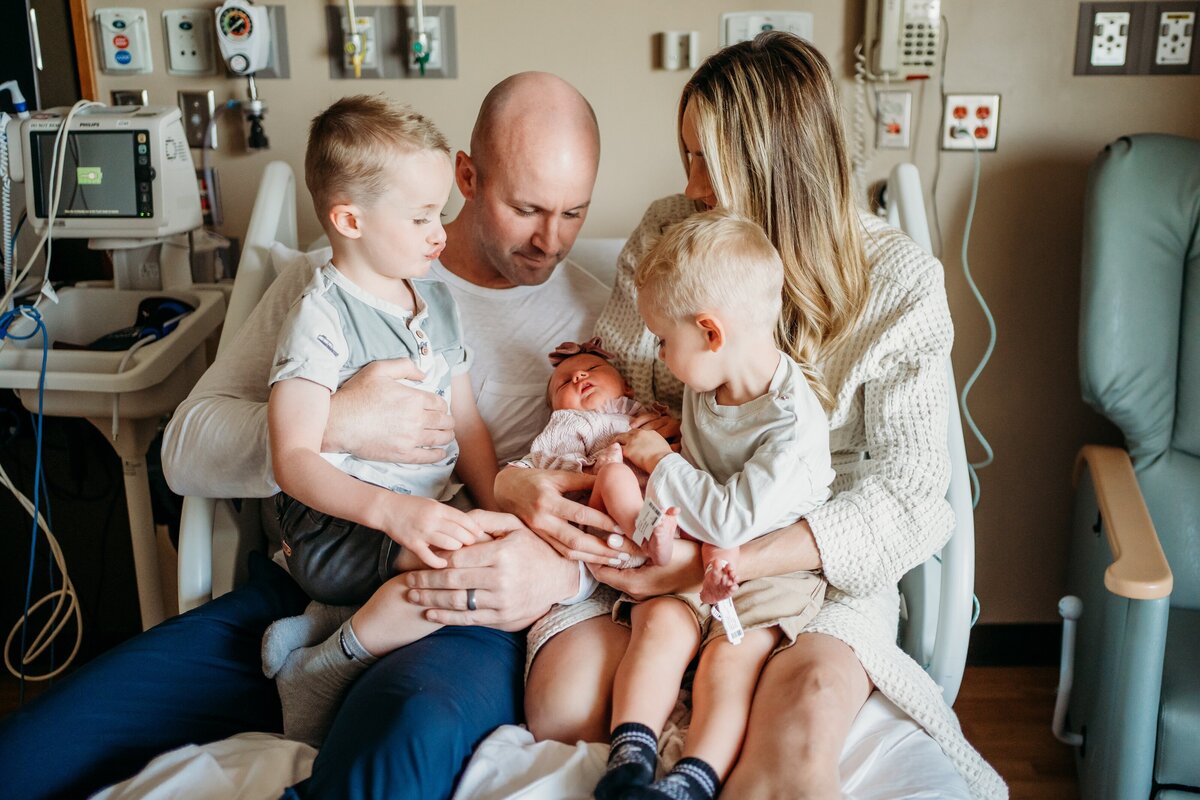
[219,7,253,39]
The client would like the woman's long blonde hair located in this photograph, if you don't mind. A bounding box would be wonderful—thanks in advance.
[680,32,871,408]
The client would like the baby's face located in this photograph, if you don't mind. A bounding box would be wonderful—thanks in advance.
[548,354,630,411]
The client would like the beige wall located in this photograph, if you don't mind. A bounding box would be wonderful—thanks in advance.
[87,0,1200,624]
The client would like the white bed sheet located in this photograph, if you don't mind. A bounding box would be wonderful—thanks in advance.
[94,692,969,799]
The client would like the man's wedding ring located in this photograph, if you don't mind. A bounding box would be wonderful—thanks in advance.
[466,588,477,611]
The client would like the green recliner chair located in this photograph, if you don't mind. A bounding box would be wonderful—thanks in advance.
[1062,133,1200,800]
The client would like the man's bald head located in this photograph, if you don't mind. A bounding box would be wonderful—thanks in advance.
[446,72,601,289]
[469,72,600,182]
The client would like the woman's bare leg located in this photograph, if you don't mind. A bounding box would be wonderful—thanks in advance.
[723,632,873,800]
[525,615,629,743]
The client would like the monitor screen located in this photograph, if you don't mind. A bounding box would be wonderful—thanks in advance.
[31,130,151,219]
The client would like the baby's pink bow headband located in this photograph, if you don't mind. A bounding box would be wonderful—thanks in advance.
[548,337,614,366]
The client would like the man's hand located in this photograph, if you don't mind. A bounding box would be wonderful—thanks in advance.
[378,495,489,569]
[402,523,580,630]
[324,358,454,463]
[494,466,634,566]
[591,533,705,601]
[612,429,673,474]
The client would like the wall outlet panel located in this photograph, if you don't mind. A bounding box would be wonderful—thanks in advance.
[111,88,148,106]
[163,9,216,75]
[324,5,456,79]
[941,94,1001,151]
[1139,2,1199,74]
[1075,3,1146,75]
[179,90,216,150]
[405,5,457,78]
[876,90,913,149]
[95,7,154,74]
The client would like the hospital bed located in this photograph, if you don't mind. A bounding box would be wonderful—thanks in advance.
[149,161,976,800]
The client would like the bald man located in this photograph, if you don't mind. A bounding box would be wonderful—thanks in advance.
[0,73,613,800]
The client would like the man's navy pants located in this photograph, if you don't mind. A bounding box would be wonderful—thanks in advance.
[0,553,524,800]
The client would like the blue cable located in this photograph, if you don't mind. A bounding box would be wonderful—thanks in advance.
[956,138,996,510]
[0,305,48,701]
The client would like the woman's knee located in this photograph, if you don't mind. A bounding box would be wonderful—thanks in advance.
[525,617,628,743]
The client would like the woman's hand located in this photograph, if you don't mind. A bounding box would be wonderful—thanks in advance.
[591,531,705,600]
[493,466,632,566]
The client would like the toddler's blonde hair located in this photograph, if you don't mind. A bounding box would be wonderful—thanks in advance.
[635,208,783,332]
[305,94,450,226]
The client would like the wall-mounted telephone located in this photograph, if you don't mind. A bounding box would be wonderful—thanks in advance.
[864,0,942,80]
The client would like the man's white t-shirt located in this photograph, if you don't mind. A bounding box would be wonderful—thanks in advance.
[162,245,610,498]
[430,261,610,465]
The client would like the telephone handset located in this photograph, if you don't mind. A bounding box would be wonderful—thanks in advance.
[864,0,941,79]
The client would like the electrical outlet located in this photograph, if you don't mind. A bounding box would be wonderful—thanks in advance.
[111,89,148,106]
[178,90,216,150]
[1076,3,1147,75]
[941,94,1000,151]
[1091,11,1132,64]
[875,90,912,149]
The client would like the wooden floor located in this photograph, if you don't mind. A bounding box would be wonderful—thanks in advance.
[956,666,1079,799]
[1,665,1078,798]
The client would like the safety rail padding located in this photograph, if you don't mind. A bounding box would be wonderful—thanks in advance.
[1072,445,1173,600]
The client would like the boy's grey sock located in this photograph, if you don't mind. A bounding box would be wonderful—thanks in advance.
[262,604,376,747]
[262,601,356,678]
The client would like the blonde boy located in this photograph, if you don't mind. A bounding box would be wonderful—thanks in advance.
[596,209,834,800]
[262,95,499,745]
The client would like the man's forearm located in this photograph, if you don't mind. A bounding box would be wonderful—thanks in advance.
[163,396,276,498]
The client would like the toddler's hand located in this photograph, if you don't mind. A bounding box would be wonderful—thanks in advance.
[612,429,673,473]
[630,410,681,443]
[379,495,486,569]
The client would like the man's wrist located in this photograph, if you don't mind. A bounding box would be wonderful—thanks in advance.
[558,560,595,606]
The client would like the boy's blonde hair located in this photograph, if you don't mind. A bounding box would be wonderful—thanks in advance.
[305,94,450,225]
[635,208,783,331]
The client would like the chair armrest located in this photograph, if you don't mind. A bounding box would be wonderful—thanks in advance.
[1073,445,1173,600]
[178,495,215,613]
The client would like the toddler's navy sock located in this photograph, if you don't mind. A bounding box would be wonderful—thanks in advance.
[629,757,721,800]
[594,722,659,799]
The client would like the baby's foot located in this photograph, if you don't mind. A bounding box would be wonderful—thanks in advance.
[593,441,623,467]
[642,507,677,566]
[700,560,738,605]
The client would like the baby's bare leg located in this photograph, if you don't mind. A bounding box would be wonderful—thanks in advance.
[593,456,645,541]
[700,544,740,605]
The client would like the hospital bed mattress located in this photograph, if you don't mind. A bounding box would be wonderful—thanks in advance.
[94,691,970,799]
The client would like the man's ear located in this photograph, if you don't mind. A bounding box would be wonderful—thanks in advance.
[455,151,478,200]
[695,313,725,352]
[328,203,363,240]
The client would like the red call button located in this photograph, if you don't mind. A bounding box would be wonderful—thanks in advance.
[113,34,129,48]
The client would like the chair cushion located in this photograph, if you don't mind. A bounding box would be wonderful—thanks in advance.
[1156,608,1200,788]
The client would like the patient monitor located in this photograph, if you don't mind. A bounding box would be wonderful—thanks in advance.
[4,105,203,288]
[5,105,200,239]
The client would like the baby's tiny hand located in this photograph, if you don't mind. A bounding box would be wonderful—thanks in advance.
[613,429,673,473]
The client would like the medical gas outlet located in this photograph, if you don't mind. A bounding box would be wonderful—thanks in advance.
[941,95,1000,152]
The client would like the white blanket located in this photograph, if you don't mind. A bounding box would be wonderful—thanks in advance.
[94,693,970,800]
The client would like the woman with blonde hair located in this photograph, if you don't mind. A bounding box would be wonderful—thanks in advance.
[497,32,1005,799]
